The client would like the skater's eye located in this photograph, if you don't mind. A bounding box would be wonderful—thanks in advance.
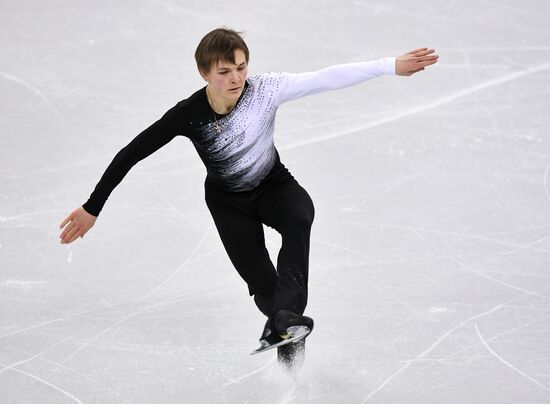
[219,67,245,75]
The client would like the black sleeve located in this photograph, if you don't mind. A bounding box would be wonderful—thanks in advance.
[82,103,186,217]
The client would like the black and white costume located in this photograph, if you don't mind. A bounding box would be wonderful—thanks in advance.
[83,57,396,316]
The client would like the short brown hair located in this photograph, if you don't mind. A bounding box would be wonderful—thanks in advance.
[195,28,250,75]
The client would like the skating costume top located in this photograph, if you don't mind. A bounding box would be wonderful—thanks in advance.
[82,57,396,216]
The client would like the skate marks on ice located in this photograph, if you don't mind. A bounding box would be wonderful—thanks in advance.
[361,287,550,403]
[0,222,224,402]
[223,356,276,387]
[1,219,214,341]
[361,303,503,403]
[473,324,548,391]
[0,359,84,404]
[0,69,64,119]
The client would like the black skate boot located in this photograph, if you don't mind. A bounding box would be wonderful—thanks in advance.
[250,312,313,356]
[273,309,314,339]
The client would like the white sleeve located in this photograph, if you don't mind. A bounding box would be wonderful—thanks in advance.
[275,57,396,106]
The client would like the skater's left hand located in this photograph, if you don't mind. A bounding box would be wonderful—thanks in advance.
[396,48,439,76]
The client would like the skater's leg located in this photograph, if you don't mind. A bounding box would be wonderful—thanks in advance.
[257,179,315,316]
[205,196,278,316]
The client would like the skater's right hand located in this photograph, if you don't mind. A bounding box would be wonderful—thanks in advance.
[59,206,97,244]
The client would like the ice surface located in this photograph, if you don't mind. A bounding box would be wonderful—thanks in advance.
[1,0,550,403]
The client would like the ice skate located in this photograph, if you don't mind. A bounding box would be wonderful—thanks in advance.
[272,309,314,340]
[250,311,313,355]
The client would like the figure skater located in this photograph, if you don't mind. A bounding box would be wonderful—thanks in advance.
[59,27,438,359]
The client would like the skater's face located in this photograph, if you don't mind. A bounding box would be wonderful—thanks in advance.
[201,49,248,103]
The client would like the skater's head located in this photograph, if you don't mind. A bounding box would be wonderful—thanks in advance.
[195,27,249,79]
[196,28,249,105]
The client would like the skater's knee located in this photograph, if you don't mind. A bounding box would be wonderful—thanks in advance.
[282,210,314,233]
[302,200,315,226]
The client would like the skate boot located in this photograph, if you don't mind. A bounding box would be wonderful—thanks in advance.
[250,312,313,356]
[273,309,314,340]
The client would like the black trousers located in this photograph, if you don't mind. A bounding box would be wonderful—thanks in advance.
[204,160,314,317]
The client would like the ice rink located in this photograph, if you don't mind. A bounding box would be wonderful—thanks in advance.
[2,0,550,402]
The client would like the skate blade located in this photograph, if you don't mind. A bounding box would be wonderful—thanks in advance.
[250,326,310,355]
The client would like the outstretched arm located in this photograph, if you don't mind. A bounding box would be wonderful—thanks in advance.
[276,48,439,105]
[80,113,180,217]
[59,102,185,244]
